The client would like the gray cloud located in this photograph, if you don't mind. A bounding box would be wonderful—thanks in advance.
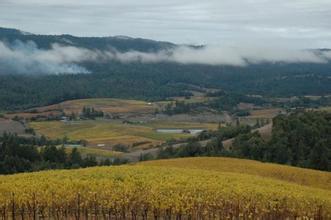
[1,40,330,75]
[0,0,331,48]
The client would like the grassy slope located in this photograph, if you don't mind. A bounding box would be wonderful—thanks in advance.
[9,94,212,116]
[64,146,120,158]
[6,98,161,119]
[33,98,158,114]
[140,157,331,190]
[0,157,330,218]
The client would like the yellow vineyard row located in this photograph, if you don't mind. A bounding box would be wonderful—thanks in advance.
[0,163,330,219]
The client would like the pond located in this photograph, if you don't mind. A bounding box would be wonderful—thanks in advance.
[156,128,205,135]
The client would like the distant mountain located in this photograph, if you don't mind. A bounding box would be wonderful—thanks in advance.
[0,27,28,36]
[0,27,176,52]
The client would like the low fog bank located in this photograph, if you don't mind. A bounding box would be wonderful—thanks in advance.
[0,40,330,75]
[0,41,92,74]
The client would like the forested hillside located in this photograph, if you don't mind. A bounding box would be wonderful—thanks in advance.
[0,27,331,110]
[1,62,331,110]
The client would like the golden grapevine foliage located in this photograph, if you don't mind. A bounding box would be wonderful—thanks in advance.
[141,157,331,190]
[0,158,330,219]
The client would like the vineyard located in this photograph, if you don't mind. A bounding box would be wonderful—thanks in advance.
[0,158,330,219]
[141,157,331,190]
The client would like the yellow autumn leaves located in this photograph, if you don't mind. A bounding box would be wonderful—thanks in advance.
[0,160,330,219]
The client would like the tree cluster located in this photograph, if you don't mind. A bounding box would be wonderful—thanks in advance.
[0,133,123,174]
[81,106,104,119]
[231,112,331,171]
[163,101,198,115]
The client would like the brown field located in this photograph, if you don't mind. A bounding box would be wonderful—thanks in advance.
[6,98,162,119]
[248,108,283,118]
[6,110,62,120]
[0,118,26,135]
[48,98,159,114]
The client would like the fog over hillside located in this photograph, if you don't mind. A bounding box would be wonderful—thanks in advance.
[0,29,331,75]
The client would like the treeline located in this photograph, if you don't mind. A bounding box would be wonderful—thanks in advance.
[163,100,201,115]
[1,61,331,111]
[0,133,124,174]
[157,112,331,171]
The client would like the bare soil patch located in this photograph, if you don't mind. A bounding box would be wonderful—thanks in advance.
[0,119,26,135]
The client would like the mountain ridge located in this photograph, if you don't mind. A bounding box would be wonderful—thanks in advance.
[0,27,177,52]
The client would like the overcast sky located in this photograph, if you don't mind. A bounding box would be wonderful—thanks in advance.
[1,0,331,48]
